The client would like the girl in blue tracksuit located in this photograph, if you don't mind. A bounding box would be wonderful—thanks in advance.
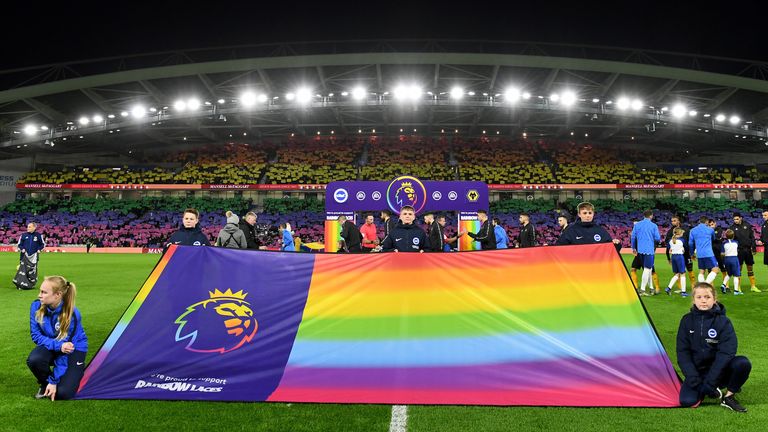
[27,276,88,401]
[676,282,751,412]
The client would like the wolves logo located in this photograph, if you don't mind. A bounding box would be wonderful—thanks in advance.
[174,289,258,354]
[387,176,427,214]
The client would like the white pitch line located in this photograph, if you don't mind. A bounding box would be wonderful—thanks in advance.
[389,405,408,432]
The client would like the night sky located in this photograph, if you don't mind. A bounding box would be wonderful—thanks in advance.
[3,1,767,70]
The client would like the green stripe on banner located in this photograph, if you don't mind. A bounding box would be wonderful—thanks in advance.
[295,303,649,340]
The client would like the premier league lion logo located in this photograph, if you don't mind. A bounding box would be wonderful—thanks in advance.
[174,288,258,354]
[386,175,427,214]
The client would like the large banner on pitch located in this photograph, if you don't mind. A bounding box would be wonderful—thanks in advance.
[76,244,681,406]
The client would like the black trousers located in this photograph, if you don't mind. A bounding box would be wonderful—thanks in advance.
[26,345,87,400]
[679,355,751,407]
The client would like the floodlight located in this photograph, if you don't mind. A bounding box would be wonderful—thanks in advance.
[616,97,630,110]
[671,104,687,118]
[78,117,90,126]
[23,125,37,136]
[92,115,103,123]
[631,99,643,111]
[296,88,312,104]
[450,86,464,100]
[186,98,201,110]
[131,105,146,119]
[504,88,521,102]
[561,91,576,106]
[241,92,257,107]
[352,87,366,100]
[729,115,740,125]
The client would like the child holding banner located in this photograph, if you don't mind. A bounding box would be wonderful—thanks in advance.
[26,276,88,401]
[676,282,750,412]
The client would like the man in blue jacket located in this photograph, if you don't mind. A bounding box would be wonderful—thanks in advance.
[631,209,661,296]
[690,215,721,284]
[381,206,430,253]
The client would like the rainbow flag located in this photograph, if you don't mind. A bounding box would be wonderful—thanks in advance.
[76,244,681,406]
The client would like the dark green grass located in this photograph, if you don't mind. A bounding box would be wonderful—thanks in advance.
[0,252,764,431]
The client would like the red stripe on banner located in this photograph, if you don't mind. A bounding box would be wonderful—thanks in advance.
[267,381,681,407]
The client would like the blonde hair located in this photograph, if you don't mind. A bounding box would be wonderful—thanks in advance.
[35,276,77,340]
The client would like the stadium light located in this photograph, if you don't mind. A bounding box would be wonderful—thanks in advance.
[187,98,201,110]
[23,125,37,136]
[107,114,115,119]
[131,105,146,119]
[120,111,129,117]
[450,86,464,100]
[549,93,561,103]
[561,91,577,106]
[40,125,49,131]
[671,104,687,118]
[689,110,698,117]
[296,88,312,104]
[393,84,422,102]
[631,99,644,111]
[522,92,531,100]
[174,100,187,111]
[92,115,103,123]
[257,94,268,103]
[592,98,600,103]
[351,86,366,101]
[504,88,521,103]
[217,98,226,104]
[78,117,90,126]
[729,115,741,125]
[285,92,296,101]
[715,114,726,122]
[240,91,257,107]
[616,97,630,111]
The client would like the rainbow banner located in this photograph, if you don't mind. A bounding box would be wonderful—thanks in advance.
[76,244,681,406]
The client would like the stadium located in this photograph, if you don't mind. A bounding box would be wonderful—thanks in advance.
[1,12,767,432]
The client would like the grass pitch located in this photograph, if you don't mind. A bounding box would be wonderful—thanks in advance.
[0,252,764,432]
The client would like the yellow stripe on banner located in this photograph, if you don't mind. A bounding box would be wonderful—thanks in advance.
[304,264,637,318]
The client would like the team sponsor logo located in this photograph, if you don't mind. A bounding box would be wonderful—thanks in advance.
[594,234,601,242]
[356,191,366,201]
[413,237,420,245]
[372,191,382,201]
[174,289,258,354]
[333,188,349,203]
[386,176,427,214]
[708,328,717,338]
[432,191,442,201]
[448,191,458,201]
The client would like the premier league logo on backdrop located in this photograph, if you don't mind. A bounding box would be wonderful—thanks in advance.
[387,176,427,214]
[174,289,258,354]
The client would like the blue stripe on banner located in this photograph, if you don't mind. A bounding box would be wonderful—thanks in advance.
[287,325,661,368]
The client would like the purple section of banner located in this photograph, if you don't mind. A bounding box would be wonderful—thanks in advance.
[76,247,314,401]
[325,178,488,213]
[277,355,671,390]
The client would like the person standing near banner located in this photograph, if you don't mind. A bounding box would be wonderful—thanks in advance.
[437,215,464,252]
[424,212,445,252]
[555,202,621,249]
[467,210,496,250]
[493,218,508,249]
[164,208,211,252]
[27,276,88,401]
[381,206,430,253]
[359,214,379,253]
[338,215,363,253]
[379,210,397,244]
[677,282,750,412]
[631,209,661,296]
[690,215,721,285]
[517,213,537,248]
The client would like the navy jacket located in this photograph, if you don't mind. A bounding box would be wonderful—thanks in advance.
[30,300,88,384]
[164,225,210,252]
[381,222,430,252]
[676,303,737,388]
[556,220,616,248]
[18,232,46,255]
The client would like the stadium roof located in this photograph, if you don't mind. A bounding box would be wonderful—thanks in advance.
[1,40,767,156]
